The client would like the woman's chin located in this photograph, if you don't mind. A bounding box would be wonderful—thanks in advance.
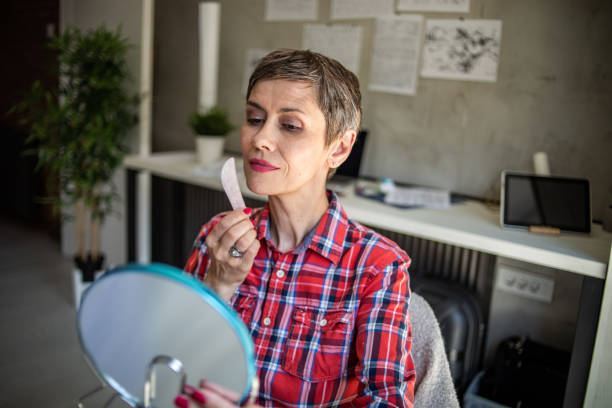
[246,178,278,197]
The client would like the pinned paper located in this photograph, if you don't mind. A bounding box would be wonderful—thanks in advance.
[330,0,394,20]
[265,0,317,21]
[397,0,470,13]
[385,187,451,209]
[421,19,502,82]
[369,15,423,95]
[302,24,363,74]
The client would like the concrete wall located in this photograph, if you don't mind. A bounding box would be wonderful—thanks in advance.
[59,0,142,267]
[152,0,612,221]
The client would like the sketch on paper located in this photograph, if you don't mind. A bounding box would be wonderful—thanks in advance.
[421,19,502,82]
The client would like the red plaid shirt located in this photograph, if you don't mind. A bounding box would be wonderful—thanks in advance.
[185,192,415,407]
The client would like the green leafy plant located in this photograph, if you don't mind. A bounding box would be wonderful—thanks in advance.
[10,25,138,272]
[188,106,234,136]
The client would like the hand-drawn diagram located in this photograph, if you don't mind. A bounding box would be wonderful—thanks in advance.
[421,19,502,82]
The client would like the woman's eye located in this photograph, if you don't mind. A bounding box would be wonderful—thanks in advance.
[282,122,302,132]
[247,118,263,125]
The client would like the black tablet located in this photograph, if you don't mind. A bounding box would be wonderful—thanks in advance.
[500,171,591,233]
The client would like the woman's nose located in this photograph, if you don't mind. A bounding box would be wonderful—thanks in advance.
[252,121,276,152]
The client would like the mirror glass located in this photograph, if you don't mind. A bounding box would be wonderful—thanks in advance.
[77,263,255,407]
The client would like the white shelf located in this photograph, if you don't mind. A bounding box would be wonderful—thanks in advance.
[124,152,267,202]
[340,188,610,279]
[124,151,611,279]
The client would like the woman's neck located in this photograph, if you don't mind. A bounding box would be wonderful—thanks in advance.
[268,187,329,253]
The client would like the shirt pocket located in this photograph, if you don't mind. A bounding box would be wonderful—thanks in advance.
[282,306,353,381]
[232,291,257,326]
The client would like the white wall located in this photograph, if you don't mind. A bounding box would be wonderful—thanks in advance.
[59,0,142,267]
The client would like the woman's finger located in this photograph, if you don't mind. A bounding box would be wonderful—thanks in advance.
[201,208,258,300]
[206,209,252,249]
[176,389,262,408]
[233,228,258,256]
[174,393,201,408]
[199,379,241,402]
[216,218,255,256]
[199,387,239,408]
[184,384,207,404]
[178,383,235,408]
[241,238,261,268]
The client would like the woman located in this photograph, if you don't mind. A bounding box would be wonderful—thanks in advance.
[178,49,415,408]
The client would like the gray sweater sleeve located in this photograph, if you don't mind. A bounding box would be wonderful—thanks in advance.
[410,293,461,408]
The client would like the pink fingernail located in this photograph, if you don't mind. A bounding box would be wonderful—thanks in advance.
[243,207,253,215]
[174,395,189,408]
[184,384,206,404]
[251,219,256,226]
[192,389,206,404]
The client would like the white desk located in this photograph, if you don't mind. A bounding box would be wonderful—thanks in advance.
[124,151,612,406]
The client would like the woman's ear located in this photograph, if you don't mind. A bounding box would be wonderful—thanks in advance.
[328,129,357,169]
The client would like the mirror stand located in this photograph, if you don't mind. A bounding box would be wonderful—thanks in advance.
[76,384,118,408]
[144,355,186,407]
[76,355,186,408]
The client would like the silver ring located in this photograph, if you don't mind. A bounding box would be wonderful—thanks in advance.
[229,246,244,258]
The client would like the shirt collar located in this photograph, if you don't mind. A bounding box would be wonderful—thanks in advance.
[254,190,349,264]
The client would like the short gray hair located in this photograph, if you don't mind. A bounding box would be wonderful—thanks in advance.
[247,49,362,146]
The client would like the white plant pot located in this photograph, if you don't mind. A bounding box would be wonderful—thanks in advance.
[195,135,225,165]
[73,269,105,309]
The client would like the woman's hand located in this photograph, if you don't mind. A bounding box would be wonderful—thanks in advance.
[174,381,262,408]
[204,208,260,301]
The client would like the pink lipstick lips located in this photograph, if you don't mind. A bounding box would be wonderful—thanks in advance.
[249,158,279,172]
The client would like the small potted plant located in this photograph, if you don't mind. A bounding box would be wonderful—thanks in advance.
[11,25,138,306]
[188,106,234,165]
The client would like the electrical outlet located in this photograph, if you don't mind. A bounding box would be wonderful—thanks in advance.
[496,265,555,303]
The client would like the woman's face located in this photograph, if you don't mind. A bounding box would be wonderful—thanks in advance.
[241,79,333,197]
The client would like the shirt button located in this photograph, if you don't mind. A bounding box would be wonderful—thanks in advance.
[263,317,271,326]
[319,319,328,327]
[275,269,285,278]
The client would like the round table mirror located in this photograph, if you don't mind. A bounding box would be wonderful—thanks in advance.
[77,263,255,407]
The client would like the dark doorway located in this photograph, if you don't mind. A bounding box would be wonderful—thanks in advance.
[0,0,60,239]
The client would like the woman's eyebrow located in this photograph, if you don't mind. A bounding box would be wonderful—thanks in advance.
[246,100,304,114]
[279,107,304,114]
[246,101,264,110]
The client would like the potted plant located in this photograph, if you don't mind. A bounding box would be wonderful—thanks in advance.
[188,106,234,165]
[11,25,138,306]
